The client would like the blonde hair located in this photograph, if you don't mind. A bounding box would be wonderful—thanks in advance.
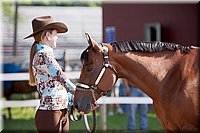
[29,29,54,86]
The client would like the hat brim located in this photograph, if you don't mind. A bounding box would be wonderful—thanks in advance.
[24,22,68,39]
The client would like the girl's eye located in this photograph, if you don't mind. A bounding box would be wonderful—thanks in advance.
[87,65,94,72]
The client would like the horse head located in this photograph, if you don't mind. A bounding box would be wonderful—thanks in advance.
[74,33,118,114]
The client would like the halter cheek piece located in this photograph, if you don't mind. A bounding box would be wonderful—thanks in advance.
[76,44,118,105]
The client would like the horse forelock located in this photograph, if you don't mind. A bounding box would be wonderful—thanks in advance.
[111,41,191,53]
[81,46,92,64]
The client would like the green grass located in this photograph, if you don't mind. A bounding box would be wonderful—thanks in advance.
[2,106,164,133]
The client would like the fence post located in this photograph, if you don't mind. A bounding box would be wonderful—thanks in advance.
[99,104,107,131]
[13,2,19,56]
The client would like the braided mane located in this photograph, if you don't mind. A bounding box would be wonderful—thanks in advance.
[81,41,192,64]
[111,41,191,53]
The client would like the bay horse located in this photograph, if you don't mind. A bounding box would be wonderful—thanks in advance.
[74,33,199,132]
[3,64,38,119]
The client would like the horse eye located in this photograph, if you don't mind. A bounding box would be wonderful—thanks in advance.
[87,64,94,72]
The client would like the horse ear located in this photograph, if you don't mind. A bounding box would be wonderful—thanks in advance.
[85,33,101,52]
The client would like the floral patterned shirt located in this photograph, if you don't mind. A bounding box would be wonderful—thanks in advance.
[33,44,76,110]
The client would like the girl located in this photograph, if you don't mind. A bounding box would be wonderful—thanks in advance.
[24,16,75,133]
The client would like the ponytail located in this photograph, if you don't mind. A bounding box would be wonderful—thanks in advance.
[29,31,43,86]
[29,42,37,86]
[29,29,54,86]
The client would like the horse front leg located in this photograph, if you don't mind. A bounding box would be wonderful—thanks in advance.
[4,89,12,119]
[8,107,12,119]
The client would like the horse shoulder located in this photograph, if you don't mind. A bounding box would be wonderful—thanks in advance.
[158,50,199,130]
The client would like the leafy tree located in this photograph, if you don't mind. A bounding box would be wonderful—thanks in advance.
[1,2,15,22]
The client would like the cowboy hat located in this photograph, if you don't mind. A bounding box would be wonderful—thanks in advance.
[24,16,68,39]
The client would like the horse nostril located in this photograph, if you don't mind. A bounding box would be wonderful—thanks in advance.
[74,104,78,109]
[74,101,78,109]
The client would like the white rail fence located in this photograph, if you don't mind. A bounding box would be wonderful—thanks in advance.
[2,97,152,108]
[1,72,152,107]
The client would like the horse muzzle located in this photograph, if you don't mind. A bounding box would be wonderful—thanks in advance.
[74,97,92,114]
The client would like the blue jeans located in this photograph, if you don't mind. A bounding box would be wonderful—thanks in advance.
[127,87,148,131]
[119,83,128,112]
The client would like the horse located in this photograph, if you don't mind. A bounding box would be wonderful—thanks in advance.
[74,33,199,132]
[3,80,37,119]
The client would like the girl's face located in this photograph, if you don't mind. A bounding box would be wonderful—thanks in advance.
[47,29,58,48]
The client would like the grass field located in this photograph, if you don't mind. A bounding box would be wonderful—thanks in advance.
[2,106,164,133]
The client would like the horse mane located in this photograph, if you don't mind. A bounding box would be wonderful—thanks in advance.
[81,41,192,63]
[111,41,191,53]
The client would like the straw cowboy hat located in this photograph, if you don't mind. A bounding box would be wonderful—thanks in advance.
[24,16,68,39]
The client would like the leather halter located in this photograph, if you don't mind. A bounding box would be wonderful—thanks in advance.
[76,44,118,104]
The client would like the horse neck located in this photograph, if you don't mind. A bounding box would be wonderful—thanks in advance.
[110,50,182,100]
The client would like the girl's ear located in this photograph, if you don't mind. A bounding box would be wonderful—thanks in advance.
[46,31,51,40]
[85,33,101,52]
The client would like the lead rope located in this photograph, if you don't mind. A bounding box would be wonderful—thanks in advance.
[83,110,96,133]
[69,106,96,133]
[69,105,83,121]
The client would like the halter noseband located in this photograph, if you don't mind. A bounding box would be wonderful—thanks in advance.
[76,44,118,104]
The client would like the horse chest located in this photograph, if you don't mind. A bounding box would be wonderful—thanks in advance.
[153,99,181,131]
